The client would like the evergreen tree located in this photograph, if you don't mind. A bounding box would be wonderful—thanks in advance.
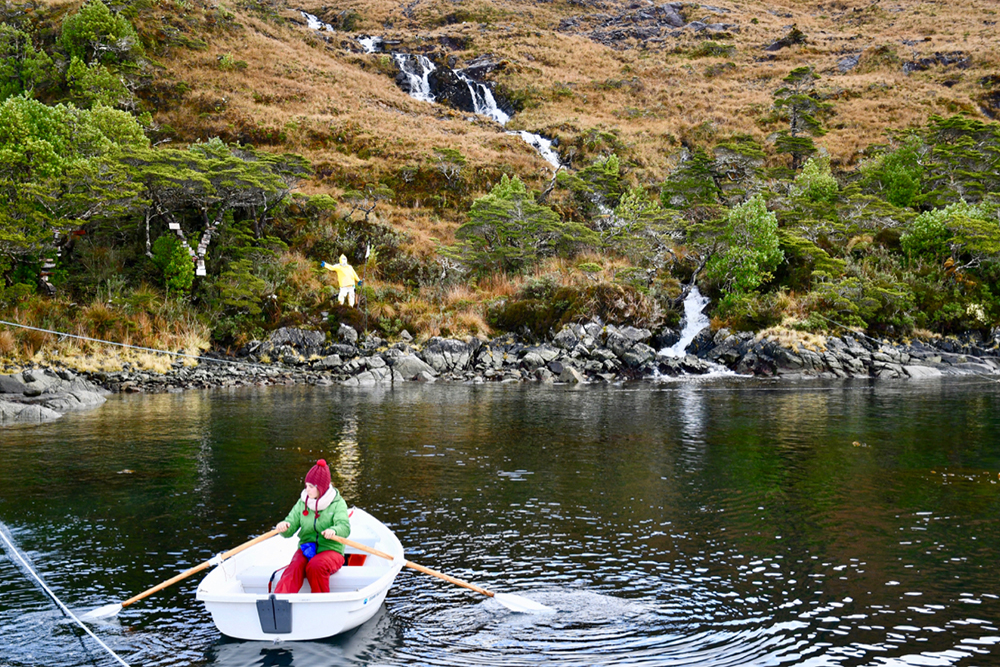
[772,66,833,170]
[452,174,597,275]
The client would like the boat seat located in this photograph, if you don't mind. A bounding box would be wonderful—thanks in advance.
[239,560,391,595]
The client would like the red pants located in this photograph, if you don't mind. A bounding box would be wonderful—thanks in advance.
[273,549,345,594]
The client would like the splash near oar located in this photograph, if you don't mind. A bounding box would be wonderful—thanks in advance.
[328,534,554,614]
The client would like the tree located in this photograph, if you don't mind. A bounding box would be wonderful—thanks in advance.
[0,25,56,102]
[451,174,597,275]
[0,96,147,288]
[704,194,784,295]
[125,139,310,277]
[558,153,626,217]
[772,66,833,170]
[60,0,142,66]
[921,115,1000,206]
[660,147,722,210]
[902,201,1000,271]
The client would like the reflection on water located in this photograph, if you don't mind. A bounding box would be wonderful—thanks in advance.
[3,379,1000,666]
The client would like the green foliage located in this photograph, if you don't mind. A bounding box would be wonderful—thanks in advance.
[67,57,131,109]
[451,174,598,275]
[714,290,786,331]
[901,201,1000,267]
[0,96,147,285]
[558,153,625,216]
[777,230,847,291]
[61,0,143,65]
[809,267,915,333]
[151,234,194,293]
[704,194,784,295]
[921,115,1000,206]
[793,155,838,203]
[689,41,736,59]
[772,66,833,169]
[660,148,721,209]
[0,25,56,102]
[124,139,311,276]
[859,137,924,208]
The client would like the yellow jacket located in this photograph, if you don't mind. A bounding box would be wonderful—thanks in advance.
[322,261,361,287]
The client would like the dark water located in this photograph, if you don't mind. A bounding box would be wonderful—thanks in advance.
[3,378,1000,667]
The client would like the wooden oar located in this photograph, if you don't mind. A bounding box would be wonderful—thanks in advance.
[329,534,553,614]
[82,528,282,621]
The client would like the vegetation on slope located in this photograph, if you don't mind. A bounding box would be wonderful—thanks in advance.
[2,0,1000,367]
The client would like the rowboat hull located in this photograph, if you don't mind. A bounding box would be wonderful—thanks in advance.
[196,508,404,641]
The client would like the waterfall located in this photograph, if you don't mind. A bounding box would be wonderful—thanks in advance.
[457,71,510,124]
[357,35,382,53]
[509,130,561,169]
[660,286,711,358]
[299,11,333,31]
[393,54,436,103]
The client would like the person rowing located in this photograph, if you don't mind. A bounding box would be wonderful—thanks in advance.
[272,459,351,594]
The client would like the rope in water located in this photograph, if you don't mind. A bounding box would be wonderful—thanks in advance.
[0,525,131,667]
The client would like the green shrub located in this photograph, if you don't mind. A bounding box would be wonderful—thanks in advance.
[704,194,784,295]
[61,0,143,65]
[793,155,839,203]
[151,234,194,294]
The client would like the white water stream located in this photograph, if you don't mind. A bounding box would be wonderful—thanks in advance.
[393,54,437,103]
[659,286,711,358]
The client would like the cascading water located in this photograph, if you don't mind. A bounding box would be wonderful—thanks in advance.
[357,36,382,53]
[660,286,710,358]
[453,69,560,171]
[393,54,437,103]
[456,71,510,124]
[299,10,333,31]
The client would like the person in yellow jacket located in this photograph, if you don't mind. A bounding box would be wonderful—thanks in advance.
[321,255,362,307]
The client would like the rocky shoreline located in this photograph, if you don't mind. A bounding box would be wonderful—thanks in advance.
[3,322,1000,426]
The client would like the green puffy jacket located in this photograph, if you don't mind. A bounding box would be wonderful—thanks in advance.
[280,487,351,555]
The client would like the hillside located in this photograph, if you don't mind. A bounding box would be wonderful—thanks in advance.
[2,0,1000,367]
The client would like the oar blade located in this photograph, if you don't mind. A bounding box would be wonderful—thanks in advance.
[493,593,555,614]
[80,603,122,621]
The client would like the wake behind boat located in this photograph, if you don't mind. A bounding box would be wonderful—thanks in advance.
[196,507,404,641]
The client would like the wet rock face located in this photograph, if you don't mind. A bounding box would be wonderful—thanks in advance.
[0,369,108,427]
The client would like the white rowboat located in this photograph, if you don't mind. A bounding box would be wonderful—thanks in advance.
[196,507,404,641]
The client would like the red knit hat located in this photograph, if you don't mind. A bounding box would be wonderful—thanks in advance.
[305,459,331,497]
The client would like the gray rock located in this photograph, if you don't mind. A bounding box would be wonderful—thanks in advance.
[325,343,359,359]
[0,374,26,394]
[268,327,325,355]
[520,352,546,371]
[420,338,472,373]
[392,354,437,379]
[399,329,413,342]
[338,324,359,345]
[559,367,587,383]
[553,326,580,350]
[0,400,62,425]
[366,356,387,369]
[904,365,943,379]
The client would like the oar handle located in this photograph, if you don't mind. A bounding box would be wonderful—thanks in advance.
[329,535,495,598]
[121,528,282,608]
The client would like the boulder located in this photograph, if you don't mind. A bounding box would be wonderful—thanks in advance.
[267,327,325,355]
[392,354,437,380]
[419,338,473,373]
[0,400,62,426]
[559,367,587,383]
[338,324,359,345]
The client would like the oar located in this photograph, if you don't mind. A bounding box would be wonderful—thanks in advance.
[330,534,554,614]
[82,528,282,621]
